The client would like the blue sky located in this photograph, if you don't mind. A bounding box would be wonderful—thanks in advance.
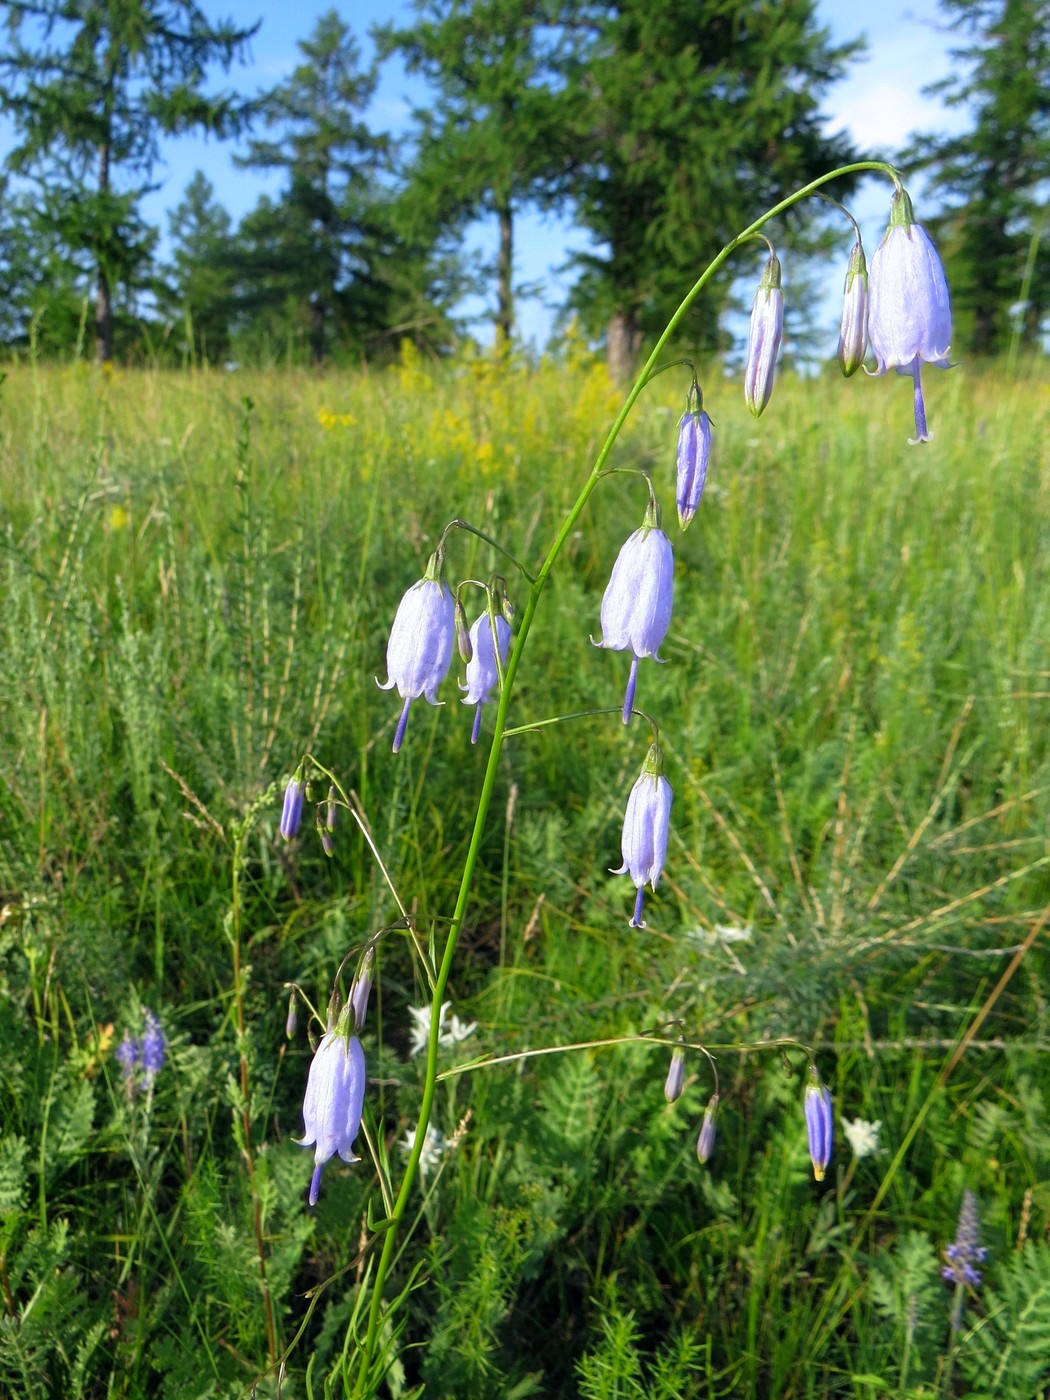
[15,0,973,346]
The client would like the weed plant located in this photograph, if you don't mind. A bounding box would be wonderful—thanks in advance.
[0,253,1048,1395]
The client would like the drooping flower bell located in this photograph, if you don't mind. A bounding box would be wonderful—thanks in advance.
[280,772,305,840]
[837,239,869,377]
[613,740,673,927]
[744,251,784,417]
[868,186,952,444]
[663,1044,686,1103]
[298,1005,366,1207]
[804,1067,833,1182]
[460,608,512,744]
[696,1093,719,1165]
[675,387,713,529]
[378,550,456,753]
[595,497,674,723]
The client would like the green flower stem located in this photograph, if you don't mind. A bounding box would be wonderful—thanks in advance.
[351,160,899,1395]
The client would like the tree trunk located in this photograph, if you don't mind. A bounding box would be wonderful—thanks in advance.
[96,141,113,363]
[496,197,513,346]
[606,309,641,384]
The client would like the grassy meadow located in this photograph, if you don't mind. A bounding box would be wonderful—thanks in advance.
[1,344,1049,1398]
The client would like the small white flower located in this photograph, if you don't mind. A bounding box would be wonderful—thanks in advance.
[842,1117,882,1159]
[407,1002,478,1058]
[400,1121,447,1180]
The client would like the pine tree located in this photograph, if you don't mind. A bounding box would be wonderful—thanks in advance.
[164,171,235,363]
[561,0,864,377]
[377,0,577,345]
[0,0,255,362]
[906,0,1050,355]
[234,10,388,362]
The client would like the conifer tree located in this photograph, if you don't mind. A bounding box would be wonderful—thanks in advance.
[0,0,255,361]
[235,10,388,361]
[164,171,235,363]
[906,0,1050,355]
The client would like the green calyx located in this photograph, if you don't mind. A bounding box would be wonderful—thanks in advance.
[845,240,867,289]
[642,492,663,532]
[641,740,665,778]
[423,548,445,584]
[888,186,916,231]
[759,252,782,291]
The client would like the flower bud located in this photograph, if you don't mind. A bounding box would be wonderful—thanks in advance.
[744,253,783,417]
[454,598,473,664]
[326,786,338,832]
[663,1045,685,1103]
[696,1094,719,1164]
[350,946,376,1032]
[675,396,713,530]
[280,774,305,841]
[286,990,298,1039]
[804,1067,833,1182]
[837,240,868,378]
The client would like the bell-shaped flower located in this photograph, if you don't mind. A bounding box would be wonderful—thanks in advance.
[837,240,868,377]
[460,609,512,744]
[613,741,673,927]
[663,1045,685,1103]
[696,1093,719,1165]
[378,550,455,753]
[744,252,783,417]
[298,1014,366,1206]
[804,1067,833,1182]
[280,774,304,840]
[868,186,952,443]
[594,500,674,723]
[675,394,713,530]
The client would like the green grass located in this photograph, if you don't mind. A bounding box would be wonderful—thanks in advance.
[0,347,1048,1398]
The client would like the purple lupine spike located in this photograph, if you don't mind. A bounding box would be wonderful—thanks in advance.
[675,397,713,530]
[744,252,783,417]
[460,610,512,744]
[837,240,869,377]
[594,500,674,724]
[942,1190,988,1289]
[115,1031,139,1089]
[696,1094,719,1165]
[377,551,456,753]
[868,186,952,444]
[141,1010,165,1085]
[612,741,673,928]
[297,1012,366,1207]
[804,1068,833,1181]
[663,1045,685,1103]
[280,775,305,840]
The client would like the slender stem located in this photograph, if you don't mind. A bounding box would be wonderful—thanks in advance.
[350,159,899,1394]
[231,829,278,1368]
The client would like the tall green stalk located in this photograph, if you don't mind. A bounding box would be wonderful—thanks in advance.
[350,161,900,1394]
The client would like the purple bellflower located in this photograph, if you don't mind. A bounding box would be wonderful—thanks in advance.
[675,392,713,530]
[838,240,869,377]
[378,551,456,753]
[744,252,784,417]
[460,610,512,744]
[595,499,674,723]
[663,1045,686,1103]
[868,186,952,444]
[613,741,673,928]
[804,1068,833,1182]
[696,1094,719,1165]
[280,774,304,840]
[298,1010,367,1207]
